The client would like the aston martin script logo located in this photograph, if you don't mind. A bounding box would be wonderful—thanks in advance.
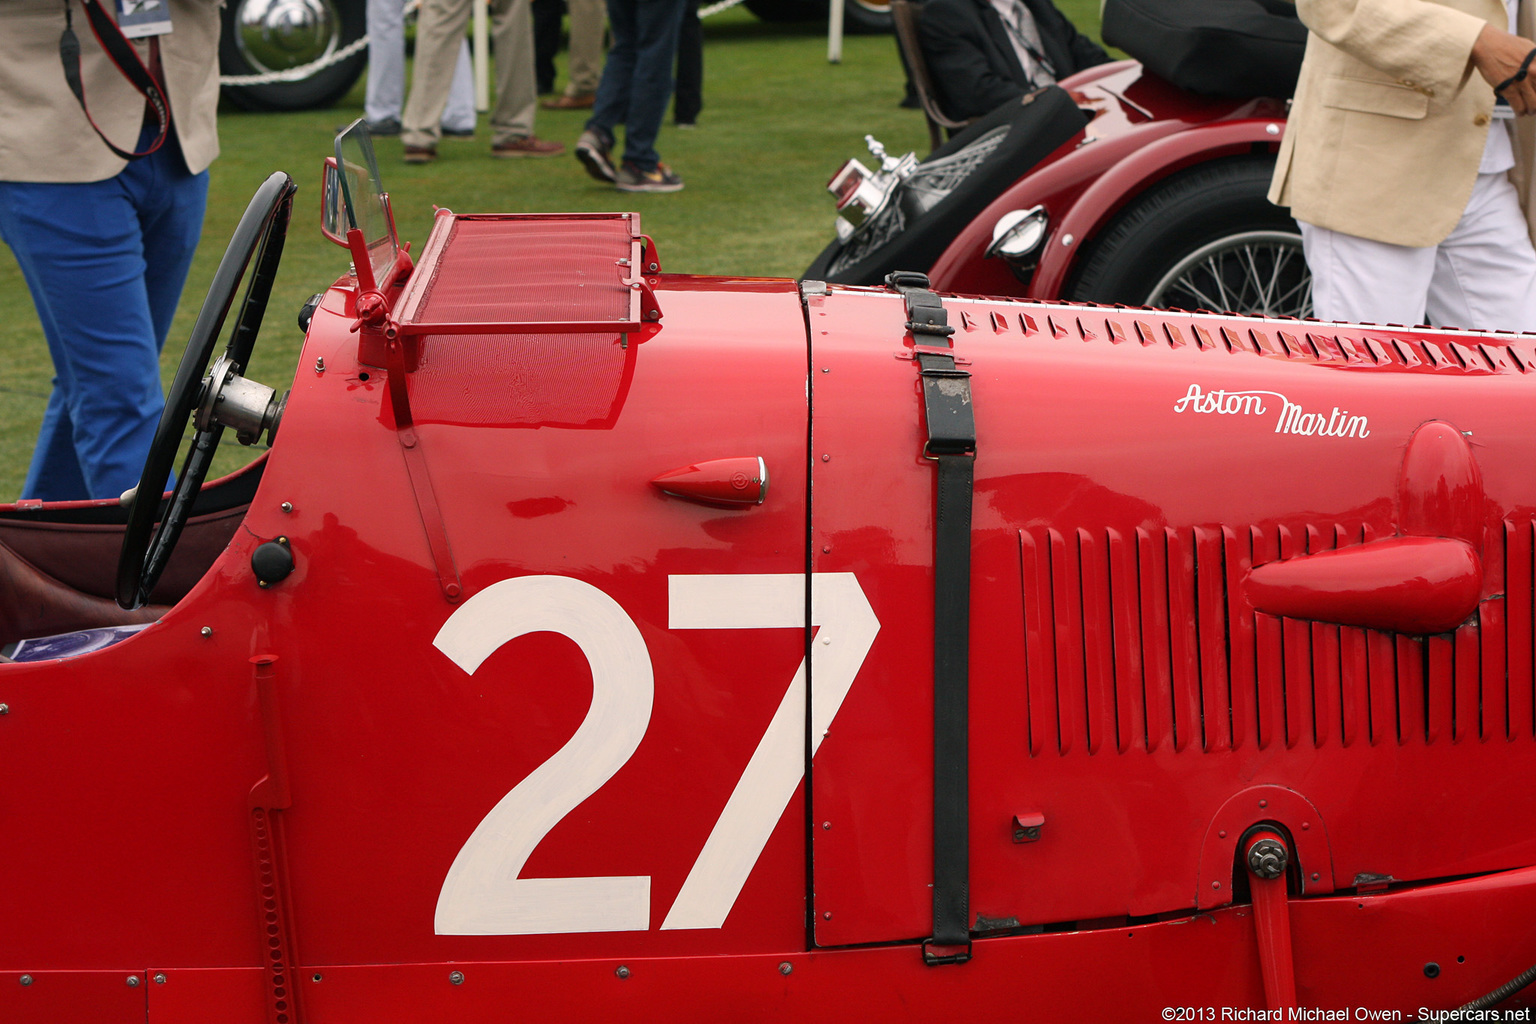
[1173,384,1371,439]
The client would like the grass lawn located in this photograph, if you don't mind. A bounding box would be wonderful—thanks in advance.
[0,1,1107,499]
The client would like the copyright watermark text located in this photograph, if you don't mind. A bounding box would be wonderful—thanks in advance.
[1159,1010,1532,1022]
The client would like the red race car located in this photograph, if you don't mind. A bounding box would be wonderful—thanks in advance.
[0,123,1533,1022]
[808,58,1307,317]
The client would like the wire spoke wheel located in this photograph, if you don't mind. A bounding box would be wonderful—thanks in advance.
[1147,230,1312,318]
[1068,158,1312,318]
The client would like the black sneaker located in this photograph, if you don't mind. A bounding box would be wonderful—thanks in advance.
[615,161,684,193]
[366,117,402,136]
[575,129,617,183]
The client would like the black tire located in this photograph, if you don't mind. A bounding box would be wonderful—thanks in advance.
[219,0,368,113]
[744,0,822,20]
[842,0,893,33]
[744,0,891,33]
[1067,156,1312,317]
[805,86,1089,285]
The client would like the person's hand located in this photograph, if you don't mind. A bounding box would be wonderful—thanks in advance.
[1472,23,1536,114]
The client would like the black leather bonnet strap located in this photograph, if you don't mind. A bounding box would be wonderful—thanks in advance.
[887,270,976,966]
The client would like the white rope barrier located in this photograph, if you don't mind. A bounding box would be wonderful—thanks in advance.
[220,0,747,89]
[700,0,750,18]
[219,34,370,86]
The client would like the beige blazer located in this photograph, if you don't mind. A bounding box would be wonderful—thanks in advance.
[1269,0,1536,247]
[0,0,221,183]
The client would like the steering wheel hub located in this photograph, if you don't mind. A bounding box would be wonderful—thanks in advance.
[196,354,285,448]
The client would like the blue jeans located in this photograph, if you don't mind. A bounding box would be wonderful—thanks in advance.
[0,129,208,501]
[586,0,688,171]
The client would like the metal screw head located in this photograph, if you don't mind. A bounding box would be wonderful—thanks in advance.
[19,975,32,986]
[615,965,631,980]
[822,911,832,920]
[200,627,213,638]
[1424,962,1441,979]
[312,973,323,983]
[0,704,9,715]
[647,262,659,272]
[1247,838,1288,880]
[153,973,167,985]
[778,962,793,976]
[280,502,293,514]
[822,821,831,830]
[314,357,326,373]
[126,976,141,987]
[449,970,464,985]
[1266,123,1280,136]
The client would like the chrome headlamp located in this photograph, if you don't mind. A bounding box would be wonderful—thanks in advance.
[827,136,918,243]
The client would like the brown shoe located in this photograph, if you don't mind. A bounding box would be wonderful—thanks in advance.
[402,144,437,164]
[491,135,566,158]
[542,93,596,110]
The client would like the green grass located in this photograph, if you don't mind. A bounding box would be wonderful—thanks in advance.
[0,2,1106,499]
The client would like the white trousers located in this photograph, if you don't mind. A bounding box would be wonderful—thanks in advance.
[366,0,477,131]
[1300,171,1536,333]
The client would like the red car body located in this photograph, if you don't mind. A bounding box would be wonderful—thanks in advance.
[0,161,1534,1021]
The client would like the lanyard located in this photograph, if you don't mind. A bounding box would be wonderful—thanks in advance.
[58,0,171,161]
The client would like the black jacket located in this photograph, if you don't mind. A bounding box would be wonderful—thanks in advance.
[920,0,1110,120]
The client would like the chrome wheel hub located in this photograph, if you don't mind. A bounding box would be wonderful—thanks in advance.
[235,0,342,72]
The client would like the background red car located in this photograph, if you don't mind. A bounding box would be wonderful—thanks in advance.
[808,2,1310,318]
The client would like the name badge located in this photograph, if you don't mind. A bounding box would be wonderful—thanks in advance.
[117,0,173,39]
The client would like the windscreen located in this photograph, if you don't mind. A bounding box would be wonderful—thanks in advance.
[334,119,399,288]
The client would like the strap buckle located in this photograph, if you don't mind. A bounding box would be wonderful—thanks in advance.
[917,353,976,459]
[886,271,956,339]
[922,939,974,966]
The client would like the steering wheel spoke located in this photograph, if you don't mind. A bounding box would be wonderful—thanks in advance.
[116,172,297,610]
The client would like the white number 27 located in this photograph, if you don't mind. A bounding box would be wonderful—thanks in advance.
[431,573,879,936]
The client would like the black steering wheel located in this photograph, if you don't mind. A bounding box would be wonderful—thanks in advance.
[115,172,297,610]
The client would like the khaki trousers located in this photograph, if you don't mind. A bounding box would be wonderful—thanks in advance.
[402,0,538,147]
[564,0,607,97]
